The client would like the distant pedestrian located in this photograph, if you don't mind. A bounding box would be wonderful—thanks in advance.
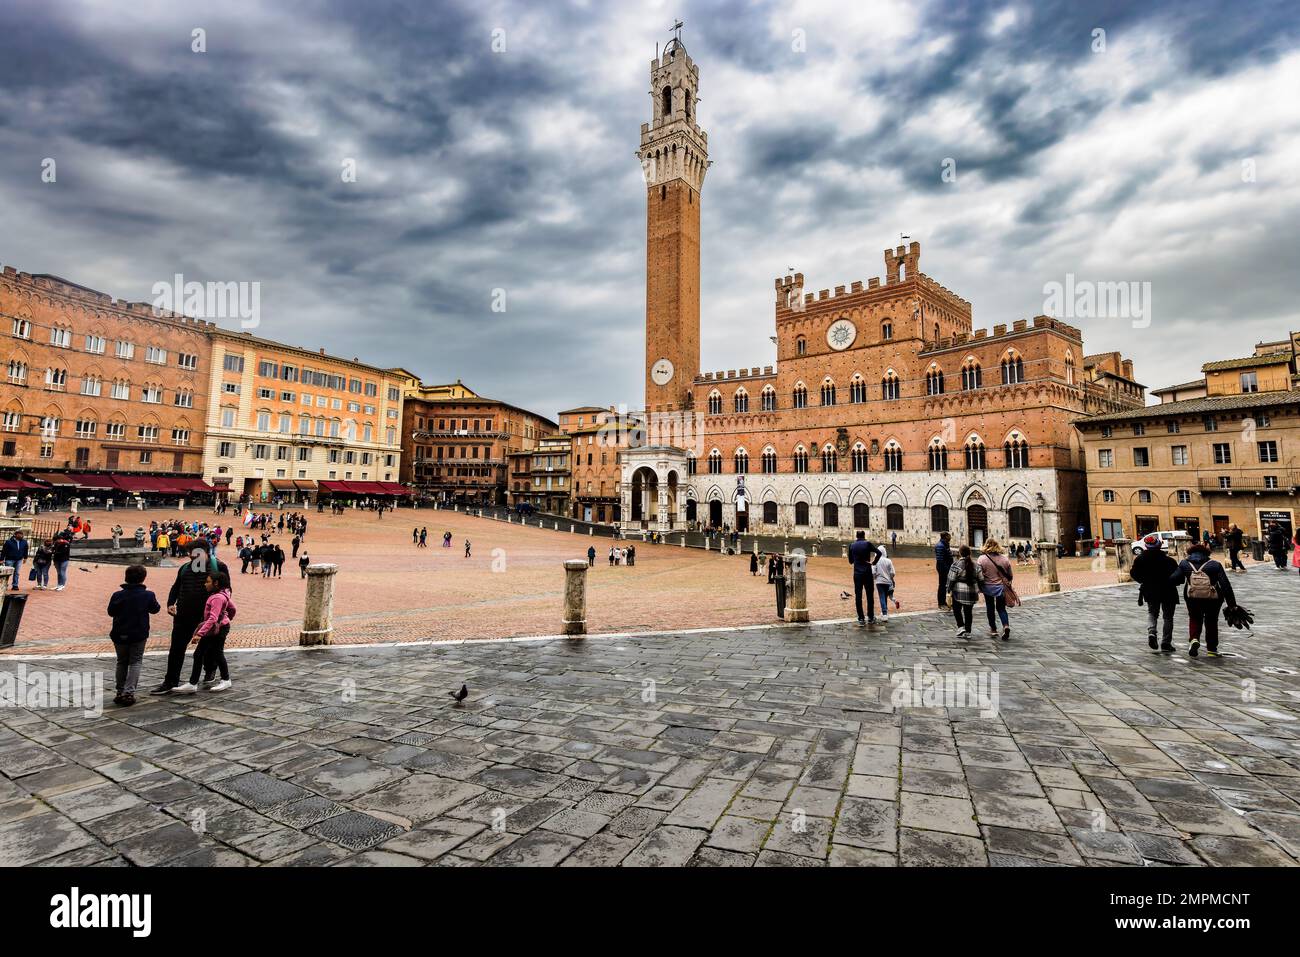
[464,539,471,558]
[587,545,596,567]
[749,551,758,576]
[292,535,301,559]
[443,531,452,548]
[413,527,420,545]
[1226,524,1245,572]
[627,544,635,567]
[299,552,310,578]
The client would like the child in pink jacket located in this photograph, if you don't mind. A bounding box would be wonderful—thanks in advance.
[173,571,236,694]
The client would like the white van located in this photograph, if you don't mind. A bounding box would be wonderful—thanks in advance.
[1131,530,1191,554]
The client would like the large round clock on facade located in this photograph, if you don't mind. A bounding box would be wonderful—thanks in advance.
[651,357,675,385]
[826,318,857,351]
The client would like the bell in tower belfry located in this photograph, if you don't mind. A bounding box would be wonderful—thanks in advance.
[639,28,707,414]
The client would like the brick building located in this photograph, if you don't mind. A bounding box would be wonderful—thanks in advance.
[402,380,555,505]
[1077,333,1300,544]
[201,330,410,503]
[620,39,1143,548]
[559,406,639,522]
[1,265,214,498]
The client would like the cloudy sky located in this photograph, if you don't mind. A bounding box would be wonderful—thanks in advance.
[3,0,1298,416]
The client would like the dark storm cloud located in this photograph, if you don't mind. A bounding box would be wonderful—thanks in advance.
[0,0,1297,415]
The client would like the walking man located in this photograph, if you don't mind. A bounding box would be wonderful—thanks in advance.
[1226,524,1245,572]
[1131,533,1178,652]
[848,530,881,626]
[2,529,28,590]
[934,531,953,608]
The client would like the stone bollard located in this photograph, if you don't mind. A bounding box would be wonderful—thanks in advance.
[299,563,339,645]
[1172,537,1187,560]
[680,535,685,547]
[562,559,587,636]
[570,524,575,533]
[70,499,79,514]
[1037,542,1060,593]
[177,498,185,511]
[1114,539,1133,583]
[589,527,593,535]
[784,552,809,623]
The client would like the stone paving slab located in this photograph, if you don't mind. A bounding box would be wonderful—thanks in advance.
[2,574,1299,866]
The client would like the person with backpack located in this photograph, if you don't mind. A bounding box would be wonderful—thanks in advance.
[1170,540,1237,658]
[1131,533,1179,651]
[976,539,1016,640]
[172,570,236,694]
[934,531,953,609]
[106,564,161,706]
[946,544,984,639]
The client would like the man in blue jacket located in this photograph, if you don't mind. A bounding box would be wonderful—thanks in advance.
[2,530,29,590]
[934,532,953,608]
[848,531,882,625]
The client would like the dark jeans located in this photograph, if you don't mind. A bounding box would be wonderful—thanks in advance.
[952,602,974,632]
[1186,597,1223,651]
[113,638,147,694]
[1273,550,1287,569]
[1228,548,1245,571]
[983,590,1009,631]
[163,615,202,687]
[936,564,951,606]
[189,626,230,683]
[853,571,875,622]
[1147,597,1176,643]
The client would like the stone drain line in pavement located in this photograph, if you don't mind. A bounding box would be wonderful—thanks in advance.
[0,575,1298,867]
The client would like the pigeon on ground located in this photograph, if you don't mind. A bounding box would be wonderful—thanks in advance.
[840,591,850,600]
[448,684,468,704]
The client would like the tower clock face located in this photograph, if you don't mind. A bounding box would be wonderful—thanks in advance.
[826,318,857,351]
[651,358,675,385]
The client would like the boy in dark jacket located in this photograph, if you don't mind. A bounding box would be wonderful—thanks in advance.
[107,564,160,705]
[1170,541,1237,658]
[1130,534,1179,651]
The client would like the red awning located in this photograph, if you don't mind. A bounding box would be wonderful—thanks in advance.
[172,478,214,493]
[0,479,45,492]
[317,480,356,495]
[69,475,118,490]
[379,482,412,496]
[25,472,78,487]
[111,475,179,493]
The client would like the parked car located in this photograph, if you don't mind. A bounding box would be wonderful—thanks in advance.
[1130,530,1191,554]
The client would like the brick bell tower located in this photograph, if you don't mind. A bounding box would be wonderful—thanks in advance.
[638,31,707,413]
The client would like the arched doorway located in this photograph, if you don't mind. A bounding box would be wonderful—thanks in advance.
[666,470,679,528]
[708,499,723,528]
[967,504,988,547]
[630,467,658,526]
[685,498,697,523]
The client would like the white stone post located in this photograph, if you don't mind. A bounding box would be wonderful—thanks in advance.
[1114,539,1132,583]
[784,552,809,623]
[1037,542,1060,593]
[299,563,339,646]
[563,559,587,636]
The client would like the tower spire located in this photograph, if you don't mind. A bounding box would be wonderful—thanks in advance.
[639,32,707,413]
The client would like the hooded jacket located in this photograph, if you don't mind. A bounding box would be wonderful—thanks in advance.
[873,546,896,588]
[1131,546,1179,604]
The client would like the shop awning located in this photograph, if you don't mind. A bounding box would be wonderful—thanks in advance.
[317,480,358,495]
[294,480,318,491]
[25,472,78,487]
[268,479,297,490]
[171,478,214,493]
[378,482,412,496]
[0,479,47,492]
[71,475,119,491]
[111,475,179,493]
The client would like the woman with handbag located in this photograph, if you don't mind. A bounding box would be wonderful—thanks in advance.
[977,539,1017,641]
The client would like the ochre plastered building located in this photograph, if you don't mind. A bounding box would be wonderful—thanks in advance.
[201,329,410,503]
[1078,333,1300,544]
[1,265,213,489]
[620,39,1143,548]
